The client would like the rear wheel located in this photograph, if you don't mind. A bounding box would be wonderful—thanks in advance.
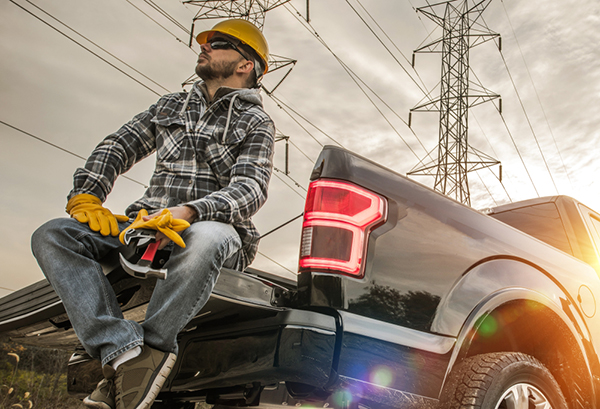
[439,352,567,409]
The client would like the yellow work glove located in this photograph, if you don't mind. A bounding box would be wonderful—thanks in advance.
[66,193,129,237]
[119,209,190,248]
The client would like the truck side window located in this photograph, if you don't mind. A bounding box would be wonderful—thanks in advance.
[578,205,600,270]
[490,203,572,256]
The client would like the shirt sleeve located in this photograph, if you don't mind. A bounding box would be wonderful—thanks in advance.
[68,101,160,202]
[186,117,275,224]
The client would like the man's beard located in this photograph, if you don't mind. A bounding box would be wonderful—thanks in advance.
[195,57,239,81]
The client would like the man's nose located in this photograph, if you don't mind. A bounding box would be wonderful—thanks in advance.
[200,42,210,53]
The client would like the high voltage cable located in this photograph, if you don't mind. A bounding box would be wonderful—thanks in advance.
[141,0,190,34]
[260,213,304,239]
[124,0,194,48]
[266,93,325,148]
[268,93,344,147]
[257,251,295,275]
[470,110,513,202]
[284,3,426,161]
[272,172,306,200]
[493,103,540,197]
[0,120,148,188]
[345,0,430,95]
[22,0,171,94]
[289,139,316,163]
[474,172,498,207]
[499,0,573,189]
[9,0,164,97]
[497,48,559,195]
[274,167,307,192]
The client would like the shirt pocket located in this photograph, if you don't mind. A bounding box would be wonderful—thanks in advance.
[151,113,186,162]
[214,108,247,146]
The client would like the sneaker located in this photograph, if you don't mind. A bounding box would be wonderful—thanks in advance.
[83,377,115,409]
[112,345,177,409]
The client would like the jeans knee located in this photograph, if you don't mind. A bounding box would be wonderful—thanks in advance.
[31,218,68,257]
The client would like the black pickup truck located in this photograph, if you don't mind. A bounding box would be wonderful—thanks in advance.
[2,146,600,409]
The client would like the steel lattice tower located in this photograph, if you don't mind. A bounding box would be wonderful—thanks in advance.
[183,0,292,30]
[408,0,501,206]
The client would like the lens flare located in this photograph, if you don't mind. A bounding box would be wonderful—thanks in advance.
[332,389,353,407]
[370,366,393,387]
[477,314,498,337]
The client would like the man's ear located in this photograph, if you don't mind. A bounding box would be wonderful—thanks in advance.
[237,59,254,75]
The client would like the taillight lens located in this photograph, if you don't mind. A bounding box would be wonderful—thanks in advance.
[299,180,387,278]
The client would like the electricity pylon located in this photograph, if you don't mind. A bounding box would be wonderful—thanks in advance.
[184,0,292,30]
[408,0,501,206]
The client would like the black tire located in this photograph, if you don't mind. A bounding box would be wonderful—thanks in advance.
[438,352,567,409]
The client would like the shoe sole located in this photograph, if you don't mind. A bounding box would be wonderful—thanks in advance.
[134,352,177,409]
[83,396,113,409]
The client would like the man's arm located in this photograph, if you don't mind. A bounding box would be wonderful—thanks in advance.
[69,103,160,202]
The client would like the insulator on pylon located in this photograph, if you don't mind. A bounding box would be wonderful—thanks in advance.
[498,36,502,52]
[499,164,503,182]
[408,112,412,128]
[412,53,416,68]
[499,98,503,115]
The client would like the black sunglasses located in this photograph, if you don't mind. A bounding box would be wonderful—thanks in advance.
[207,39,249,61]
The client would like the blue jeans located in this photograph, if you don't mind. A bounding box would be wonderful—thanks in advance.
[31,217,243,366]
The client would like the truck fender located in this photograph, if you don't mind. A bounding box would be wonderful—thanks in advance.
[432,257,597,405]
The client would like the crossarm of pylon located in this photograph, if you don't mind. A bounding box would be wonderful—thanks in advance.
[466,144,500,172]
[468,33,500,48]
[411,97,442,112]
[414,37,444,54]
[407,145,440,176]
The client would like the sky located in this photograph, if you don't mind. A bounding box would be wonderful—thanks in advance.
[1,0,600,297]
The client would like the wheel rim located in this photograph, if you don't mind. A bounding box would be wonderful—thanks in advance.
[495,383,552,409]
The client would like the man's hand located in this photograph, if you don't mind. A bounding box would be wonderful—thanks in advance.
[66,193,129,236]
[145,206,197,249]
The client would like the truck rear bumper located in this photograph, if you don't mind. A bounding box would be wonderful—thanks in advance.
[67,308,338,399]
[170,308,338,392]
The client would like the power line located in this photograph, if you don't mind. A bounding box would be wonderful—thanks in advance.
[23,0,171,94]
[0,120,148,188]
[289,138,316,163]
[499,1,573,189]
[260,213,303,239]
[9,0,164,97]
[496,38,559,195]
[124,0,194,48]
[257,251,295,275]
[267,93,344,147]
[284,3,426,161]
[494,103,540,197]
[141,0,190,34]
[274,167,307,191]
[345,0,430,95]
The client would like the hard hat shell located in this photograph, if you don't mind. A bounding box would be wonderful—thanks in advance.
[196,19,269,75]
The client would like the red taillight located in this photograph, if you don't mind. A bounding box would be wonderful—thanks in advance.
[299,180,387,278]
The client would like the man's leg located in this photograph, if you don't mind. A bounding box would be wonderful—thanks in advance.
[31,217,144,365]
[106,221,242,409]
[141,220,243,353]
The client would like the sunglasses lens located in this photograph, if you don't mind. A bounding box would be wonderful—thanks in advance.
[209,40,234,50]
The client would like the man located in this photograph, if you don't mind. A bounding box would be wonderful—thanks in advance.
[31,19,275,409]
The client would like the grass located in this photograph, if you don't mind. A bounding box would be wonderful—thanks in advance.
[0,337,85,409]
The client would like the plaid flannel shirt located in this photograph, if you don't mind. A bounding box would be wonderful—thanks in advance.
[70,82,275,266]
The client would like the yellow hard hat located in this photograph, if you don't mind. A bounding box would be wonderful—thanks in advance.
[196,19,269,75]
